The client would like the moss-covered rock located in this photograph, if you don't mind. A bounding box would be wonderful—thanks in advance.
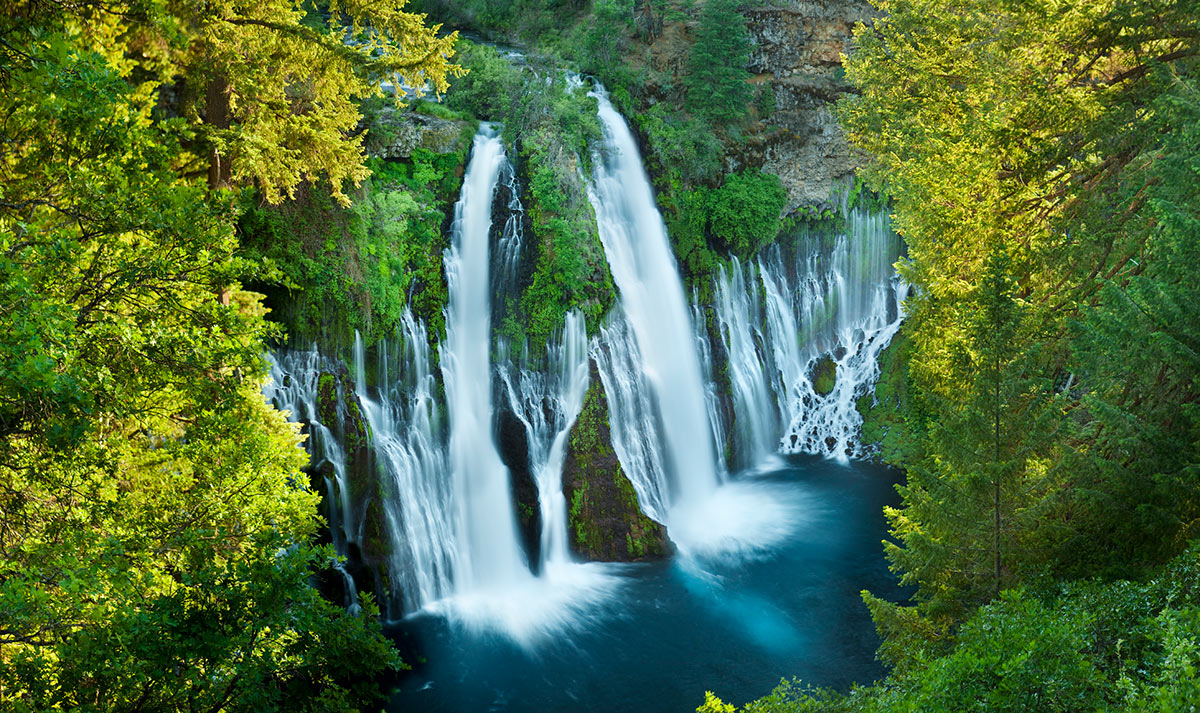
[812,354,837,396]
[497,75,616,355]
[361,103,471,160]
[856,330,923,465]
[562,361,670,561]
[311,363,391,606]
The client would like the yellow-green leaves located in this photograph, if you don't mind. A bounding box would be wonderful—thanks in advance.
[0,11,405,709]
[28,0,462,205]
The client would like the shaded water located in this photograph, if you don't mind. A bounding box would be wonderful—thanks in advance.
[388,456,903,713]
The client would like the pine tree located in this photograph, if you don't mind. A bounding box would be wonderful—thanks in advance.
[882,245,1061,624]
[1059,68,1200,575]
[686,0,753,123]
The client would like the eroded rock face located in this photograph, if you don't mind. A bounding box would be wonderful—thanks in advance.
[743,1,878,213]
[362,106,467,160]
[629,1,876,213]
[495,405,543,568]
[561,362,671,562]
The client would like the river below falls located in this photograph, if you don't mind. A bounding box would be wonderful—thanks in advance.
[386,455,904,712]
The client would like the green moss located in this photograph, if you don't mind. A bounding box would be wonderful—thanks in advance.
[782,203,846,234]
[316,373,338,426]
[517,501,535,529]
[813,355,837,396]
[857,331,925,465]
[361,498,391,560]
[512,79,614,353]
[569,478,594,551]
[238,122,471,350]
[565,378,667,560]
[343,406,367,455]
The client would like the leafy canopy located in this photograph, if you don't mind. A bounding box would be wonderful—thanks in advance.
[14,0,463,204]
[0,0,461,707]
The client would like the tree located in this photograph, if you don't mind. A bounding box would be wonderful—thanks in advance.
[686,0,753,123]
[0,3,441,707]
[839,0,1200,626]
[1056,65,1200,576]
[14,0,463,205]
[880,246,1061,628]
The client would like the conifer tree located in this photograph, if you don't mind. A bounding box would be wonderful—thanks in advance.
[686,0,753,123]
[880,245,1061,627]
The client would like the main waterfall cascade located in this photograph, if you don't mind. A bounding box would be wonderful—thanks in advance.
[586,87,721,512]
[585,84,802,559]
[263,90,906,634]
[440,128,530,594]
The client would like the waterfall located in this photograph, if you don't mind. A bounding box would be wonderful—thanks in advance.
[586,85,720,511]
[586,84,797,559]
[440,126,531,593]
[711,209,907,463]
[498,311,591,571]
[592,312,671,523]
[435,126,619,641]
[350,315,456,616]
[693,296,730,478]
[490,158,526,327]
[775,210,908,459]
[713,259,779,467]
[262,84,904,640]
[262,125,620,642]
[263,350,361,614]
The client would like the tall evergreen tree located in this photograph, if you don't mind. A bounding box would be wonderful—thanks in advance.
[874,245,1061,630]
[1057,66,1200,576]
[686,0,753,123]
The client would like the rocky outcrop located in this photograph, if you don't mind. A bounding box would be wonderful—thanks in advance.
[315,367,387,595]
[362,105,469,159]
[496,405,543,567]
[562,363,671,561]
[628,1,877,213]
[743,1,877,213]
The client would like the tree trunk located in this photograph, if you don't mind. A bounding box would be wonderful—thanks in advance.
[206,74,232,190]
[993,356,1002,598]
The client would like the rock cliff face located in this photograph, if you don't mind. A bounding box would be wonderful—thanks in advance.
[632,1,875,213]
[745,1,876,213]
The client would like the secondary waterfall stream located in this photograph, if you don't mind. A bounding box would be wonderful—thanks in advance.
[713,213,908,466]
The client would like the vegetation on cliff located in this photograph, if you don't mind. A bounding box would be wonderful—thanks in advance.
[444,40,616,353]
[419,0,803,291]
[239,119,474,349]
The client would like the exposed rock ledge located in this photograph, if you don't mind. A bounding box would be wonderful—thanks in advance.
[362,106,469,160]
[743,1,878,212]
